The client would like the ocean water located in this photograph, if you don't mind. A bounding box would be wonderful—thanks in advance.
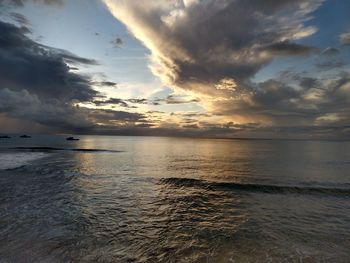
[0,135,349,262]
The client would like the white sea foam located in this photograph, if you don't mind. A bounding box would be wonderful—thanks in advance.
[0,152,48,170]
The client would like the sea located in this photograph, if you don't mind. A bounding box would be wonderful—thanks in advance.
[0,135,349,262]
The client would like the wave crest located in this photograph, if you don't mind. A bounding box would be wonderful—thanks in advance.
[161,178,350,196]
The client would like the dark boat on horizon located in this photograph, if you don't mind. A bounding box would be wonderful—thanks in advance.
[0,135,11,139]
[19,135,31,138]
[66,137,79,141]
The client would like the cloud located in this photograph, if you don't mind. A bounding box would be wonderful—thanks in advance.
[0,20,98,102]
[0,88,151,133]
[0,88,94,132]
[260,41,318,57]
[211,71,350,129]
[316,60,345,70]
[321,47,340,56]
[89,109,146,123]
[339,31,350,46]
[155,95,200,104]
[93,98,130,108]
[1,0,349,139]
[126,98,160,106]
[0,0,63,6]
[316,47,345,71]
[9,12,30,26]
[111,37,123,48]
[121,95,200,106]
[101,0,350,139]
[182,124,199,129]
[54,49,98,65]
[127,98,149,104]
[91,81,118,87]
[0,19,151,133]
[103,0,322,95]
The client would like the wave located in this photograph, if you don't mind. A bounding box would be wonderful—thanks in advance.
[0,152,48,170]
[161,177,350,196]
[9,147,121,153]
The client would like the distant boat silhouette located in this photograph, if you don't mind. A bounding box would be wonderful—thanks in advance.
[19,135,31,138]
[0,135,11,139]
[66,137,79,141]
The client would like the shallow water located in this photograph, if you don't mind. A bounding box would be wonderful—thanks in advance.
[0,135,350,262]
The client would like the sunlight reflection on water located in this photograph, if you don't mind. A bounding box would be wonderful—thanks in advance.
[1,136,350,262]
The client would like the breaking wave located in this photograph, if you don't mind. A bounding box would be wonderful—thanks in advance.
[161,177,350,196]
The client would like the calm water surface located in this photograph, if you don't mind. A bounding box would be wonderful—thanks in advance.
[0,136,350,262]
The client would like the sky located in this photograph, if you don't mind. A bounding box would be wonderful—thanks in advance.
[0,0,350,139]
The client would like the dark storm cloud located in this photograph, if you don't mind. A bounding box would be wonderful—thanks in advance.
[0,20,98,101]
[0,87,151,133]
[0,20,150,133]
[0,88,94,132]
[0,16,102,132]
